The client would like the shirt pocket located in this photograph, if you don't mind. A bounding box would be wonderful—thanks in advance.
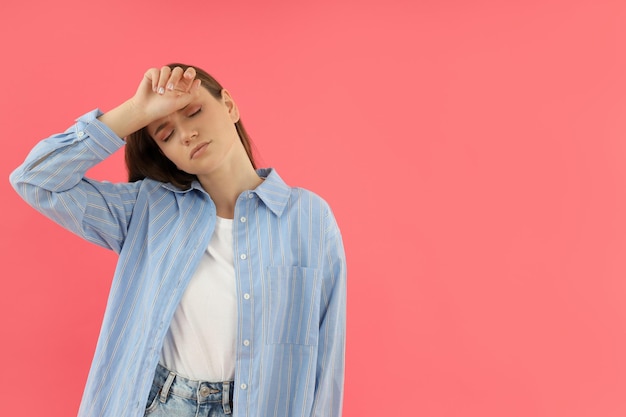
[265,266,322,346]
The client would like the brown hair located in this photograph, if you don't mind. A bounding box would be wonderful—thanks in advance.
[125,63,256,189]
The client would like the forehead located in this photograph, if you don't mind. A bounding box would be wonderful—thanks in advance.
[146,88,219,134]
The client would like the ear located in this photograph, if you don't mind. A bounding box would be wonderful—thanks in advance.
[221,89,240,123]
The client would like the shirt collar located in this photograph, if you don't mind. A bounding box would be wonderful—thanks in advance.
[252,168,291,216]
[160,168,291,217]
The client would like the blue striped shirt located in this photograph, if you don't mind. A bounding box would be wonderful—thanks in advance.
[9,109,346,417]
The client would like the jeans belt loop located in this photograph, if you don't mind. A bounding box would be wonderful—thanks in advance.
[160,371,176,403]
[222,382,232,414]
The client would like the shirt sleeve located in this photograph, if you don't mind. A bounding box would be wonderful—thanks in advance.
[311,207,347,417]
[9,109,141,254]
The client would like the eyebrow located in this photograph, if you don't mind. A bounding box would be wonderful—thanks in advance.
[152,104,191,137]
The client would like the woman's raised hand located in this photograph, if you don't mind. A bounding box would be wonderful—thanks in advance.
[98,66,202,139]
[131,66,202,122]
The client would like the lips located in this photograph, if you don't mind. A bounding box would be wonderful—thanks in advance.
[190,142,210,159]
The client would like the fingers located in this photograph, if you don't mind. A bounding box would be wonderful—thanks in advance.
[144,66,199,96]
[135,66,201,121]
[183,67,196,84]
[149,66,197,95]
[155,66,171,95]
[171,67,197,94]
[190,78,202,94]
[143,68,160,91]
[165,66,183,92]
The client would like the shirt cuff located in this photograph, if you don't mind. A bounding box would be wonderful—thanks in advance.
[75,109,126,157]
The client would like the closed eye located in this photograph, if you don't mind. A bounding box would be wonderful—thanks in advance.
[189,106,202,117]
[155,106,201,142]
[162,129,174,142]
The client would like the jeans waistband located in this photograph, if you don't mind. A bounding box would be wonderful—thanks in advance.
[153,363,234,413]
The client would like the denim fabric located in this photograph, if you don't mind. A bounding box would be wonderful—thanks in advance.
[145,364,234,417]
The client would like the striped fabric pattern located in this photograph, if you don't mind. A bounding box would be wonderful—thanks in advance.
[9,110,347,417]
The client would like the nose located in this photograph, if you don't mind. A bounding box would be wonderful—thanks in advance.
[179,126,198,145]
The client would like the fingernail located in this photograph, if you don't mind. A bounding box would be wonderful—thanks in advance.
[157,87,165,95]
[166,83,174,91]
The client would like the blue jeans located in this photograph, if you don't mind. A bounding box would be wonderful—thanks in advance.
[144,363,235,417]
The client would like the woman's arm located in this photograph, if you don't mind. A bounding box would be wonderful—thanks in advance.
[9,110,141,253]
[9,66,202,253]
[311,208,348,417]
[98,65,201,139]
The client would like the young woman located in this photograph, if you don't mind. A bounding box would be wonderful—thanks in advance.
[10,64,346,417]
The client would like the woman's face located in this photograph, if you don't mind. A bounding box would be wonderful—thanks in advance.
[146,87,241,177]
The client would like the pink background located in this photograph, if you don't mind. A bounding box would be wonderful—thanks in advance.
[2,0,626,416]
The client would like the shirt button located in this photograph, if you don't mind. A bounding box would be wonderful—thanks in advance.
[240,254,247,260]
[243,293,250,300]
[248,193,254,199]
[240,216,247,223]
[243,339,250,346]
[240,383,248,390]
[77,131,84,137]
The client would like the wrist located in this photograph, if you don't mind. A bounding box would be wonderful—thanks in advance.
[125,98,152,125]
[98,99,151,139]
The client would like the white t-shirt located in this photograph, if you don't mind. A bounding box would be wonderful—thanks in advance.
[160,216,237,382]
